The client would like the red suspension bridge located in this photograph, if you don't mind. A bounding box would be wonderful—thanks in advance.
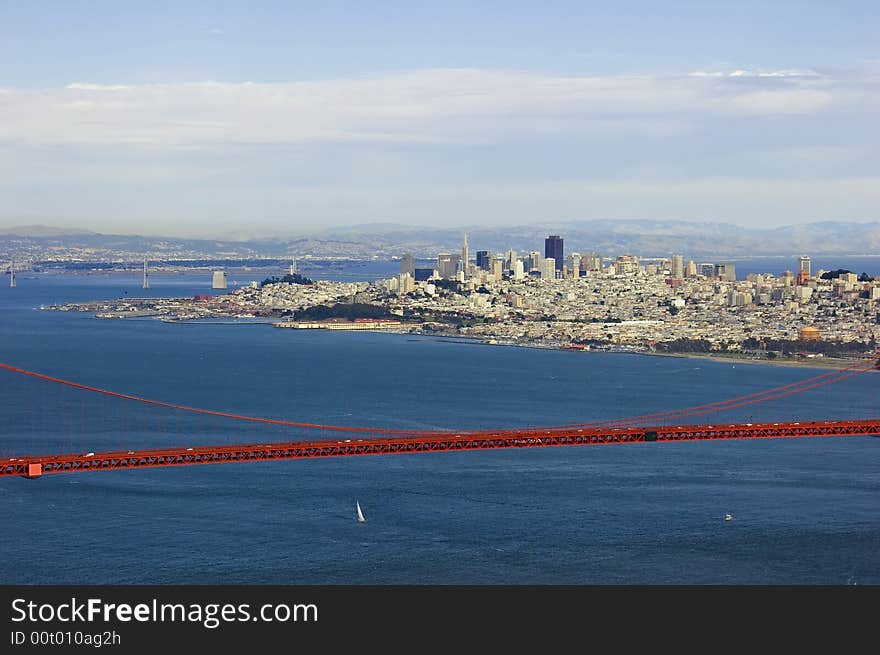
[1,355,878,479]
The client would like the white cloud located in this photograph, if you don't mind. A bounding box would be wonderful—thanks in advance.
[691,69,820,78]
[65,83,131,90]
[0,68,866,147]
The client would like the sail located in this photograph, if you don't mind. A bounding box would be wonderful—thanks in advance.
[356,501,365,523]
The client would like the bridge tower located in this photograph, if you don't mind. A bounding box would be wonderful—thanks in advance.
[9,258,15,288]
[142,256,149,289]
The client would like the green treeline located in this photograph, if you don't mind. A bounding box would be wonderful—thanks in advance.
[261,273,314,286]
[292,303,395,321]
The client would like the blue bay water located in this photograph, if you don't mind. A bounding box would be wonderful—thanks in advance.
[0,271,879,584]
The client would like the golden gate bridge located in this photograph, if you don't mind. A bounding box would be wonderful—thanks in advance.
[1,354,878,479]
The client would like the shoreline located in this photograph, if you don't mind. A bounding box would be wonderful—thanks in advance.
[384,329,873,371]
[643,350,866,370]
[49,303,876,372]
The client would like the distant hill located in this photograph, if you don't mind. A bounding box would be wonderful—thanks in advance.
[290,219,880,258]
[0,225,96,237]
[0,219,877,259]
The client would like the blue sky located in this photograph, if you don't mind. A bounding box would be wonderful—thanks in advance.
[1,1,878,237]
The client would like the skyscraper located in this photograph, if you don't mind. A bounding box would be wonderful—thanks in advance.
[528,251,543,272]
[461,234,469,277]
[400,253,415,277]
[476,250,491,270]
[714,263,736,282]
[584,254,602,271]
[437,253,461,279]
[798,255,811,284]
[798,256,811,276]
[506,249,518,272]
[398,272,414,294]
[671,255,684,280]
[212,270,227,289]
[545,235,564,271]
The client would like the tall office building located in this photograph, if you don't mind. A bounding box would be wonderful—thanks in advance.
[798,256,811,276]
[583,254,602,271]
[528,251,543,272]
[671,255,684,280]
[476,250,491,270]
[542,258,556,279]
[398,272,415,294]
[568,254,581,277]
[545,235,564,271]
[614,255,640,276]
[714,263,736,282]
[212,270,227,289]
[437,253,461,279]
[461,234,469,277]
[400,253,415,277]
[505,250,518,272]
[686,260,697,277]
[797,255,811,284]
[699,263,715,278]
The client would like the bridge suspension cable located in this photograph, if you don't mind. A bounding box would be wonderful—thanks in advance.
[543,354,879,431]
[1,352,877,439]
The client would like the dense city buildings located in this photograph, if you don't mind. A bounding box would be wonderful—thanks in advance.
[437,253,461,279]
[53,234,880,366]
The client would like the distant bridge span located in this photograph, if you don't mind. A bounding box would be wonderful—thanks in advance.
[5,419,880,479]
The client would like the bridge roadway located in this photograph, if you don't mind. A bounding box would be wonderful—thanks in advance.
[4,419,880,478]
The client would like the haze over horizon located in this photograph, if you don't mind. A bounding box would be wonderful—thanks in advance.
[2,1,878,238]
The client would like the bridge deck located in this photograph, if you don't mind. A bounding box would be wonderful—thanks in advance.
[4,419,879,478]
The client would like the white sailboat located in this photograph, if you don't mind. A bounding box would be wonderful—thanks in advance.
[356,500,366,523]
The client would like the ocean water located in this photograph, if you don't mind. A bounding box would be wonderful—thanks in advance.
[0,272,878,584]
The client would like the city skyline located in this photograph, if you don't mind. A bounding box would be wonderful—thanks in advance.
[1,2,879,236]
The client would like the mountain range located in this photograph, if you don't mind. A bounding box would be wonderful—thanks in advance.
[0,220,877,259]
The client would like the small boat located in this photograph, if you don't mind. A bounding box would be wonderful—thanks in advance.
[724,513,733,521]
[356,500,366,523]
